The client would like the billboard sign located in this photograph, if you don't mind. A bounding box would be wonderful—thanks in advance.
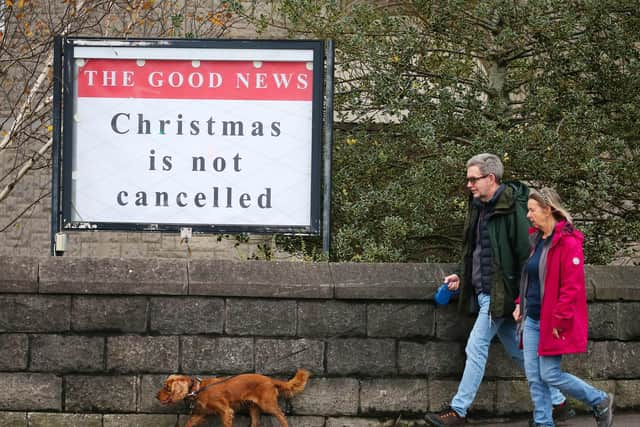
[56,38,325,234]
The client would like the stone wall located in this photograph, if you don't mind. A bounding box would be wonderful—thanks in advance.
[0,256,639,426]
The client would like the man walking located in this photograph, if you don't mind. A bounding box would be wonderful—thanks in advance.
[424,154,573,426]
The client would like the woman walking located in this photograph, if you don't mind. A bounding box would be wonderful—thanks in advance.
[513,187,614,427]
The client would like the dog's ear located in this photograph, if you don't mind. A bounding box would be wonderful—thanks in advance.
[165,375,189,400]
[165,375,178,388]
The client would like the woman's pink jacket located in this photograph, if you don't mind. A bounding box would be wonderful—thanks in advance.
[534,220,589,356]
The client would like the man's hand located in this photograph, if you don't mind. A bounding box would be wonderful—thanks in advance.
[444,274,460,291]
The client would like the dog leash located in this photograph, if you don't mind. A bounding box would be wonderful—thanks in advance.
[186,375,234,400]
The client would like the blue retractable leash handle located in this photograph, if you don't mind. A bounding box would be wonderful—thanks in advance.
[434,283,460,306]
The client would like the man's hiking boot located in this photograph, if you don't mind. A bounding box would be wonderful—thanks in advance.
[424,405,466,426]
[527,400,576,426]
[593,393,614,427]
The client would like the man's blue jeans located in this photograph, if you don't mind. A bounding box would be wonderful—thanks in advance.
[451,293,565,417]
[523,317,606,426]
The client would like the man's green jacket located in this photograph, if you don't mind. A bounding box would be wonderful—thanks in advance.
[457,181,531,318]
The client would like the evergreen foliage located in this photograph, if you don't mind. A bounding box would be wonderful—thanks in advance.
[231,0,640,264]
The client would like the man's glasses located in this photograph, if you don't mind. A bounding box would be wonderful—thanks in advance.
[466,174,490,184]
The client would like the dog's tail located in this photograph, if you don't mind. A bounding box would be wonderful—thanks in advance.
[274,369,310,399]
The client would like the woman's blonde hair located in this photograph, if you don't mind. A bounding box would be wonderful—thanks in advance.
[529,187,573,224]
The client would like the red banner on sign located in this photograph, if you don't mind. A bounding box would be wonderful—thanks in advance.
[77,59,313,101]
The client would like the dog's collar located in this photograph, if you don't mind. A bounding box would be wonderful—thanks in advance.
[186,376,232,400]
[186,376,203,400]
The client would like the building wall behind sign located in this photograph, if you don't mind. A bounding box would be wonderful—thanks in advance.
[0,11,301,260]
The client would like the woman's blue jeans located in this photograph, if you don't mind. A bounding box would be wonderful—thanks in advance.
[451,293,565,417]
[523,317,606,426]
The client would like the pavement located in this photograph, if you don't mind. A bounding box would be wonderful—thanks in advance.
[469,411,640,426]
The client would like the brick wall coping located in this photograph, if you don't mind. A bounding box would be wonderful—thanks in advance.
[1,256,638,301]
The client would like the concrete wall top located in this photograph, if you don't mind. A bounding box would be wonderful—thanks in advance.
[1,256,638,301]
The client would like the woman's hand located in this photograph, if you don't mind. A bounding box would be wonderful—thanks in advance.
[513,304,522,322]
[553,328,564,339]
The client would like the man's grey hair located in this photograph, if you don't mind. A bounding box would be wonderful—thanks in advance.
[466,153,504,182]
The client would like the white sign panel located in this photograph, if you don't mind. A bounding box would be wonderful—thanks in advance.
[60,39,324,233]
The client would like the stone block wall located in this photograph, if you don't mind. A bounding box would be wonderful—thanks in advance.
[0,256,639,426]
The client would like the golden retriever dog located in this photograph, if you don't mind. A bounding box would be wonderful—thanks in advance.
[156,369,310,427]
